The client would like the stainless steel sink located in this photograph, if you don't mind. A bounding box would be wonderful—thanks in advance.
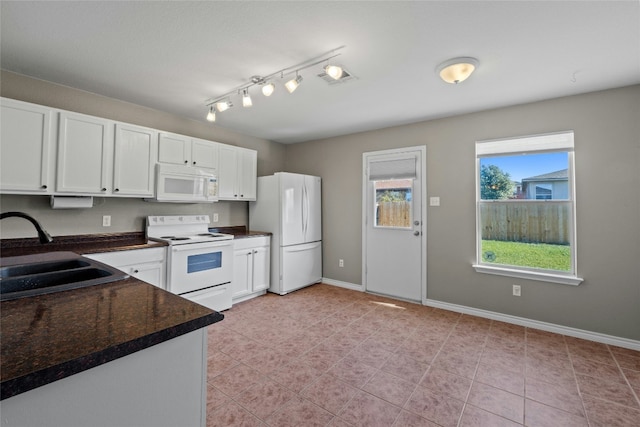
[0,251,129,301]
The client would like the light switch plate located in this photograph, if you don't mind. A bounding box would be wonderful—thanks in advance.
[429,197,440,206]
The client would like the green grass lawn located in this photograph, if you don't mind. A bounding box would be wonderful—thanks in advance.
[481,239,571,271]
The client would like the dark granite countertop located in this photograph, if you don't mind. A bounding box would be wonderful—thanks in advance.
[0,276,223,400]
[0,231,166,258]
[0,232,221,400]
[209,225,271,239]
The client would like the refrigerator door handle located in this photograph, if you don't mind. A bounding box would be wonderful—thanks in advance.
[302,182,308,238]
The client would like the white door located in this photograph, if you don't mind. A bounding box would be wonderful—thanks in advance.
[363,147,426,302]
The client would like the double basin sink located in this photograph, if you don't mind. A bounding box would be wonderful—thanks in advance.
[0,251,129,301]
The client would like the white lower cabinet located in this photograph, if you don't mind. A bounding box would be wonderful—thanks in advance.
[232,236,270,303]
[1,329,208,427]
[85,247,166,289]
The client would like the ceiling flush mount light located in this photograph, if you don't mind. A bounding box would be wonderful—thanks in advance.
[206,106,216,122]
[242,89,252,107]
[436,57,479,84]
[205,46,347,121]
[285,74,303,93]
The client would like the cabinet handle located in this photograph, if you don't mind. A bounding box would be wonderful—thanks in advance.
[253,250,258,254]
[101,188,107,192]
[133,269,139,274]
[247,252,252,255]
[240,194,244,197]
[234,194,238,197]
[184,160,188,164]
[193,161,196,165]
[114,188,120,192]
[41,185,47,189]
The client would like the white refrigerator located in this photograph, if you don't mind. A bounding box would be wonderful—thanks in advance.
[249,172,322,295]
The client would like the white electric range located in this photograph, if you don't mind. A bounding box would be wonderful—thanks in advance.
[146,215,233,311]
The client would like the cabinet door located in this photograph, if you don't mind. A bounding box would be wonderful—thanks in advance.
[191,139,218,170]
[126,262,165,289]
[218,145,238,199]
[238,148,257,200]
[232,248,252,299]
[113,124,157,197]
[1,99,54,194]
[251,245,270,292]
[57,112,112,194]
[158,132,191,165]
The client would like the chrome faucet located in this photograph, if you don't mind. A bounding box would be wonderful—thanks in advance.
[0,211,53,243]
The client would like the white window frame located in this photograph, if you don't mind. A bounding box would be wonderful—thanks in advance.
[473,131,583,286]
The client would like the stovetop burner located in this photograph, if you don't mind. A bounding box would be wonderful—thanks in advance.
[147,216,234,245]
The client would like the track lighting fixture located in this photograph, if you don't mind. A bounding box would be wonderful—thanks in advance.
[204,46,347,122]
[436,57,479,84]
[285,74,303,93]
[262,82,275,97]
[242,89,252,107]
[206,106,216,122]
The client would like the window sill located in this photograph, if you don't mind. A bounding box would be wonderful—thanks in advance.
[472,264,583,286]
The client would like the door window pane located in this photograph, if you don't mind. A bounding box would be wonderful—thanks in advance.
[374,179,412,228]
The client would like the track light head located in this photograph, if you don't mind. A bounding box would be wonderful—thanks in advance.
[262,82,275,97]
[324,64,343,80]
[242,89,252,107]
[285,74,303,93]
[216,100,232,112]
[206,106,216,122]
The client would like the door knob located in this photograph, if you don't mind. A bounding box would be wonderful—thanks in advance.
[414,220,420,226]
[414,231,420,236]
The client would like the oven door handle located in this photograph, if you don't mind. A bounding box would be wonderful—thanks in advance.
[171,241,232,252]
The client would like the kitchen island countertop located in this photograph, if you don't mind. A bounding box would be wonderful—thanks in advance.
[0,232,222,400]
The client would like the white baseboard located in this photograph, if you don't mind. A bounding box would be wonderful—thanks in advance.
[320,280,640,351]
[425,299,640,351]
[321,278,363,292]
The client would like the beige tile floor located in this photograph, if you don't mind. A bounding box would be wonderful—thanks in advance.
[205,284,640,426]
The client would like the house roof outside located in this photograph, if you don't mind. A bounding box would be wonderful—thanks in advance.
[522,169,568,182]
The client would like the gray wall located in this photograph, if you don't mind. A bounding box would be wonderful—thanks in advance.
[285,85,640,341]
[0,71,286,237]
[2,70,638,341]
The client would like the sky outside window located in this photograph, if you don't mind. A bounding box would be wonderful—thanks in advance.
[480,152,568,182]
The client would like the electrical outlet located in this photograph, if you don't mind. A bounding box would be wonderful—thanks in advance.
[512,284,521,296]
[213,213,219,223]
[339,259,344,268]
[102,215,111,227]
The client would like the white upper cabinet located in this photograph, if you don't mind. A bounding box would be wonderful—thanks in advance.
[158,133,218,171]
[113,124,158,197]
[57,112,113,195]
[0,98,55,194]
[218,145,257,201]
[191,138,218,170]
[158,132,191,166]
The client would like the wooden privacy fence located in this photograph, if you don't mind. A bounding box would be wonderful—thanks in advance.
[480,202,570,245]
[377,201,411,227]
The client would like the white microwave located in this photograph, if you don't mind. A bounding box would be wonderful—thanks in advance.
[148,164,218,203]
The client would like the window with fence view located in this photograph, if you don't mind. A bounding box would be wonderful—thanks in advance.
[375,179,412,228]
[476,132,577,278]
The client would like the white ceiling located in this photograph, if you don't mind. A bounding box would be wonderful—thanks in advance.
[2,1,639,144]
